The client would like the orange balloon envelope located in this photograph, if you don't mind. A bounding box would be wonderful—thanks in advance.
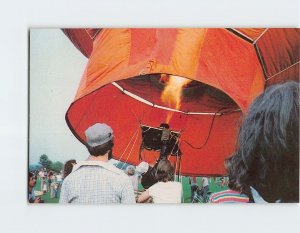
[64,28,299,176]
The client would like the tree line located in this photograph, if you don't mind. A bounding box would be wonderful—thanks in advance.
[29,154,63,173]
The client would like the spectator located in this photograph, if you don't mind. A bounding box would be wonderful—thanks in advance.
[188,176,198,202]
[59,123,135,204]
[219,177,228,187]
[199,177,209,199]
[48,171,53,191]
[52,176,59,198]
[137,159,182,204]
[63,159,77,179]
[210,81,299,203]
[38,169,44,180]
[41,177,47,194]
[28,172,42,203]
[43,168,47,178]
[125,165,139,192]
[50,175,57,198]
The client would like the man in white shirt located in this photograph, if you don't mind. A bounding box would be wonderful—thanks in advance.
[199,177,209,200]
[59,123,135,204]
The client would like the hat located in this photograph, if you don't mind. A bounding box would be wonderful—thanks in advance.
[85,123,113,147]
[136,161,149,174]
[125,165,136,175]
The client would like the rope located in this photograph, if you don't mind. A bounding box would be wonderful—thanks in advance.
[178,156,182,182]
[266,60,300,80]
[253,28,269,44]
[139,124,152,161]
[116,129,139,167]
[181,107,227,150]
[120,129,139,170]
[178,158,183,203]
[173,153,179,180]
[167,134,181,160]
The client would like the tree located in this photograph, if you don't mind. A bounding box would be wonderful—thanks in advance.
[39,154,52,169]
[29,163,42,172]
[50,161,64,173]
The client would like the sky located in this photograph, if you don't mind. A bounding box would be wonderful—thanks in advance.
[29,29,89,165]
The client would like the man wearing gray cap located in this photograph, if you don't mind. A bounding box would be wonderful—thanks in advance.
[59,123,135,204]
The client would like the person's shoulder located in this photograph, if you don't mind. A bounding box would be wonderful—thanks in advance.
[103,164,133,185]
[148,182,159,194]
[209,189,249,202]
[170,181,182,187]
[149,181,162,189]
[210,189,231,197]
[105,163,128,177]
[172,181,182,190]
[62,172,75,183]
[209,190,229,202]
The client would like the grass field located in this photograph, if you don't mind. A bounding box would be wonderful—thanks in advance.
[35,178,60,203]
[35,176,228,204]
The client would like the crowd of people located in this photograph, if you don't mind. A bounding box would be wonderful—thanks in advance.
[28,81,299,204]
[28,159,77,203]
[28,169,63,202]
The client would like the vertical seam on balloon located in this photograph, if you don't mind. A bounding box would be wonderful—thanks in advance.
[84,29,93,40]
[254,43,269,80]
[90,29,102,40]
[266,60,300,81]
[227,28,254,43]
[127,28,131,72]
[127,92,142,123]
[73,90,98,132]
[253,28,269,44]
[193,29,208,77]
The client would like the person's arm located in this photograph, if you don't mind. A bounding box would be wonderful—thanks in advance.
[137,190,151,203]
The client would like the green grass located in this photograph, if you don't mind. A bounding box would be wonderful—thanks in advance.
[35,178,60,203]
[181,176,192,203]
[34,176,228,204]
[176,176,228,203]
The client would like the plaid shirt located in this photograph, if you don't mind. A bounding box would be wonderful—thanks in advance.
[59,161,135,204]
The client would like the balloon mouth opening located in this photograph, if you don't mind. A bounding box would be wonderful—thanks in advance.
[114,73,240,115]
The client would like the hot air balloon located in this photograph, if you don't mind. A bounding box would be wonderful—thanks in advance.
[63,28,299,176]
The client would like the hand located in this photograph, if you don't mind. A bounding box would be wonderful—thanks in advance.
[137,190,151,203]
[34,197,42,203]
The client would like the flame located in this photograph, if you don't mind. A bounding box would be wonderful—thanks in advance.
[160,75,192,123]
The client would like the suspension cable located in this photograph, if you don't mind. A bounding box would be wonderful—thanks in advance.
[181,107,228,150]
[116,129,139,167]
[120,129,140,170]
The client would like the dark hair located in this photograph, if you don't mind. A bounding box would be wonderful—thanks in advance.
[155,159,174,182]
[63,159,77,179]
[48,171,53,178]
[28,172,35,182]
[86,140,114,157]
[226,81,299,203]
